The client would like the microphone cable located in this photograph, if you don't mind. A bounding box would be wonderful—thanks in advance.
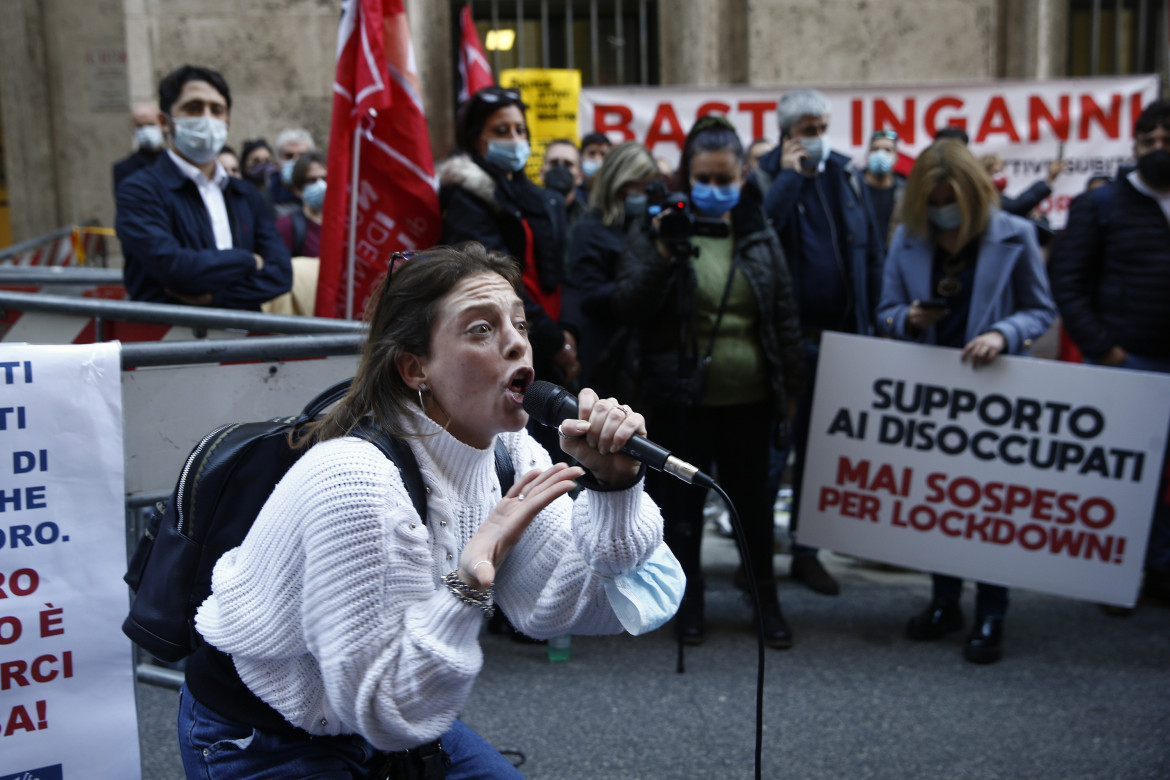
[679,480,766,780]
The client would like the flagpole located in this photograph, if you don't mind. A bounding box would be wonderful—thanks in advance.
[345,118,363,321]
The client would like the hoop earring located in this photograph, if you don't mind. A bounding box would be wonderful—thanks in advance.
[418,382,428,410]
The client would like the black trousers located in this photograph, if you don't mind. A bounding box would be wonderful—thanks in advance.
[644,401,776,590]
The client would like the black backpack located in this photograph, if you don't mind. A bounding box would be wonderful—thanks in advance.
[123,378,515,663]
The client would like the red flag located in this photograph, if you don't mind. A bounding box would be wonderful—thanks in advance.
[316,0,441,319]
[457,4,494,104]
[894,151,916,178]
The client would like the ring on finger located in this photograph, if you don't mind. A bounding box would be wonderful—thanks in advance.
[517,493,526,501]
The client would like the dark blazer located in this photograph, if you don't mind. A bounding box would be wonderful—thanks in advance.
[755,147,885,335]
[115,152,292,309]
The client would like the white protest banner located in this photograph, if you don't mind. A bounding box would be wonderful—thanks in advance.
[580,75,1160,229]
[798,333,1170,608]
[0,343,139,779]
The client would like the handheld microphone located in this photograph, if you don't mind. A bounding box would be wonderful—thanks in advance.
[523,380,716,488]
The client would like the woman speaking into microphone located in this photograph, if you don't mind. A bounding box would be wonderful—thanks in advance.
[178,244,681,778]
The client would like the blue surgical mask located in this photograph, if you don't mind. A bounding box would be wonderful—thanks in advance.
[867,149,895,175]
[600,544,686,636]
[171,116,228,165]
[485,140,530,172]
[690,181,741,217]
[135,125,164,151]
[799,135,831,167]
[281,159,296,186]
[581,157,602,178]
[624,193,648,218]
[302,179,326,211]
[928,203,963,230]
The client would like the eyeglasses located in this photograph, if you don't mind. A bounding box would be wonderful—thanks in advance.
[477,88,521,104]
[389,250,417,275]
[871,130,899,141]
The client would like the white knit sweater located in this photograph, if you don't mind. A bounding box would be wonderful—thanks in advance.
[194,409,664,749]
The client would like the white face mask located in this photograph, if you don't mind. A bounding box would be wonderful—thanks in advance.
[171,116,228,164]
[799,135,831,167]
[135,125,164,151]
[928,202,963,230]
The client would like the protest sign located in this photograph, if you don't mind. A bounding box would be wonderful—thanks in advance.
[579,75,1159,229]
[0,343,139,778]
[501,68,582,183]
[798,333,1170,607]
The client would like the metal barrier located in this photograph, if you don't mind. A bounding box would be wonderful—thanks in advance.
[0,266,124,287]
[0,219,109,267]
[0,287,363,344]
[122,333,365,691]
[0,289,361,334]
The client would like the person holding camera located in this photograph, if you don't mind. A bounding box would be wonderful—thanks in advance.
[877,139,1056,664]
[562,141,661,397]
[611,116,803,648]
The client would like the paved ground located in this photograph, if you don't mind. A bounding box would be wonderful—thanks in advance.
[136,519,1170,779]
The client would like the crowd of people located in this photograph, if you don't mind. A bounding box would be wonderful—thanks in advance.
[110,63,1170,777]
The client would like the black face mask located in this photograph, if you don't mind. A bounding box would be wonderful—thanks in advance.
[1136,149,1170,189]
[542,164,575,196]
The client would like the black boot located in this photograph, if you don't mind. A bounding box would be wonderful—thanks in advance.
[752,582,793,650]
[675,581,706,645]
[906,600,963,641]
[963,616,1004,664]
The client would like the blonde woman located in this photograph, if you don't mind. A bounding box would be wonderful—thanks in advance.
[877,139,1056,663]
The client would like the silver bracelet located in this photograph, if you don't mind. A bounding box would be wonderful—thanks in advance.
[442,570,495,617]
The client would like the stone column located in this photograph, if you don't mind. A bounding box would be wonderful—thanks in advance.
[0,0,62,240]
[407,0,454,160]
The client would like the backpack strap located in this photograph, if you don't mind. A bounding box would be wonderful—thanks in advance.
[493,438,515,495]
[359,428,517,527]
[297,378,353,424]
[366,431,429,525]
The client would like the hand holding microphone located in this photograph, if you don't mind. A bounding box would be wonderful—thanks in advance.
[523,381,715,488]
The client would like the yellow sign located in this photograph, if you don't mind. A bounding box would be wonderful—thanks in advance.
[499,69,581,183]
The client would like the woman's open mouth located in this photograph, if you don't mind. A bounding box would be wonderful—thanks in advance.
[507,367,534,404]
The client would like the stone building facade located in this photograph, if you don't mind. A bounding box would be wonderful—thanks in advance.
[0,0,1163,245]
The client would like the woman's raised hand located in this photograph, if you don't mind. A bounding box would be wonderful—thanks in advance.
[556,387,646,487]
[459,463,583,590]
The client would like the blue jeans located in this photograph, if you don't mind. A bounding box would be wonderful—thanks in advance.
[177,684,525,779]
[1088,354,1170,573]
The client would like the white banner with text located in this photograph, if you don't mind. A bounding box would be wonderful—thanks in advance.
[798,333,1170,607]
[580,75,1160,229]
[0,342,139,779]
